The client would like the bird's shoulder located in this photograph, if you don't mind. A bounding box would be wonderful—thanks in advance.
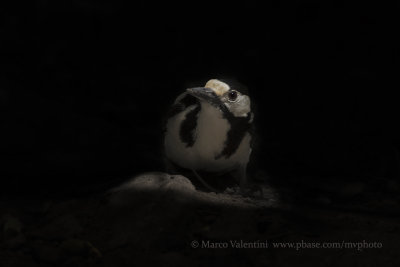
[166,92,199,119]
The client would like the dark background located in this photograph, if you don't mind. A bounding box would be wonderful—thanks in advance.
[1,2,399,196]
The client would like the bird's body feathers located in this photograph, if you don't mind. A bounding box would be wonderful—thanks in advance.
[163,79,253,189]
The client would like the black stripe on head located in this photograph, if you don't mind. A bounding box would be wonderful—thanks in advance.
[167,93,199,118]
[180,104,201,147]
[215,112,253,159]
[218,78,249,95]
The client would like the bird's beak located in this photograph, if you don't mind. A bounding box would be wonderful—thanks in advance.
[186,87,219,104]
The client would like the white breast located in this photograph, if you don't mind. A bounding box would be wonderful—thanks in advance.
[164,101,251,173]
[194,102,231,163]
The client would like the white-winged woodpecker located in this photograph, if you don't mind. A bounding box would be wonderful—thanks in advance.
[164,79,254,190]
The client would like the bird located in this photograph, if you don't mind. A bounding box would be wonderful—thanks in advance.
[163,79,254,191]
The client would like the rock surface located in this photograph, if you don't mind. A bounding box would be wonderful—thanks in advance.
[109,172,279,209]
[0,172,399,266]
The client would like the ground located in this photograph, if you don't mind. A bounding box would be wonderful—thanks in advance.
[1,173,399,267]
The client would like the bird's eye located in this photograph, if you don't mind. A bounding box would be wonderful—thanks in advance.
[228,90,238,102]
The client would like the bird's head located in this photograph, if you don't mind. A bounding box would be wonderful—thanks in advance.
[186,79,251,118]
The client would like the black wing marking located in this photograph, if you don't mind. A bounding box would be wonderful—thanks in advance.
[180,104,201,147]
[166,93,201,147]
[215,112,253,159]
